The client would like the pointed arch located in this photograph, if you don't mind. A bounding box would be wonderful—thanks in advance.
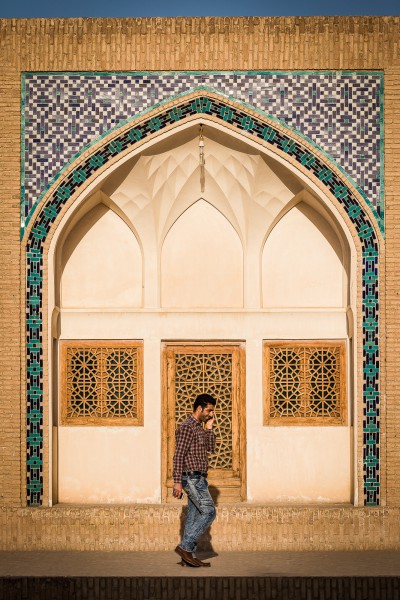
[260,189,352,309]
[262,201,346,308]
[22,86,383,507]
[53,189,144,308]
[161,199,244,308]
[59,205,143,310]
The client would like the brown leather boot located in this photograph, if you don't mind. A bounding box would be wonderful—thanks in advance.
[193,556,211,567]
[175,545,200,567]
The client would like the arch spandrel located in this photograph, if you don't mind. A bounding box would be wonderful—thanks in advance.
[23,87,382,507]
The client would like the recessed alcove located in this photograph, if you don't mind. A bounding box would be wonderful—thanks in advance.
[51,122,355,506]
[161,200,243,308]
[262,201,348,308]
[60,202,143,309]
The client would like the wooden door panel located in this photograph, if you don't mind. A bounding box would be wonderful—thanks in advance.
[162,343,246,502]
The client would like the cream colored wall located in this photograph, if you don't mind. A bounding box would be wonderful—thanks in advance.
[248,427,352,503]
[262,202,345,308]
[57,313,351,504]
[55,124,353,504]
[245,339,352,504]
[61,204,143,308]
[161,200,243,308]
[58,428,159,503]
[58,339,161,504]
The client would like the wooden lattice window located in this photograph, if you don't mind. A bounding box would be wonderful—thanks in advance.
[60,341,143,425]
[163,343,246,502]
[174,351,234,471]
[264,341,347,425]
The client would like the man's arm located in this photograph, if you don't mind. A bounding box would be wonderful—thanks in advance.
[173,424,192,484]
[205,416,216,452]
[205,429,216,452]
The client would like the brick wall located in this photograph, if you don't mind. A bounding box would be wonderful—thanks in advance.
[0,17,399,519]
[1,505,399,551]
[0,17,399,72]
[384,65,400,505]
[0,65,22,506]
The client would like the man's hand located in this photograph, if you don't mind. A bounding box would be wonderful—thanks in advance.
[205,416,214,430]
[172,483,183,499]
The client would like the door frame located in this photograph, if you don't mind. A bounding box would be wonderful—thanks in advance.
[161,340,246,503]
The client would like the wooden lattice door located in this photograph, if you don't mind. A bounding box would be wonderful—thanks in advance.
[162,343,246,502]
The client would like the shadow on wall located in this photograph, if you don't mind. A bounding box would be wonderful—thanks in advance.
[179,485,220,557]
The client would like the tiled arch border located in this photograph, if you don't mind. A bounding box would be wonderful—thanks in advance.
[23,86,383,507]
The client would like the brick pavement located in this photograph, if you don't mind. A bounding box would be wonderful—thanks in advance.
[1,551,400,578]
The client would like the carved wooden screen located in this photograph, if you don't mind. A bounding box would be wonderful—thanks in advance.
[264,341,347,425]
[60,341,143,425]
[163,343,246,502]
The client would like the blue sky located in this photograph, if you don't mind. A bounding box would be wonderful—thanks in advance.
[1,0,399,18]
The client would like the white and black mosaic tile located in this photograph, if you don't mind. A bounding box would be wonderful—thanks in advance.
[22,71,383,233]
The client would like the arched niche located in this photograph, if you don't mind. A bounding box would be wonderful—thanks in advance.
[161,199,243,308]
[59,202,143,308]
[26,90,382,508]
[262,201,347,308]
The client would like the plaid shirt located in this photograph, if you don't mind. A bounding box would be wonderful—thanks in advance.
[173,415,216,484]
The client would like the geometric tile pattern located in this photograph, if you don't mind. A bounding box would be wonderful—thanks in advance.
[24,87,380,506]
[22,71,384,234]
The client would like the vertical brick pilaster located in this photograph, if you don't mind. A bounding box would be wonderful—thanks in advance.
[0,63,22,506]
[384,65,400,506]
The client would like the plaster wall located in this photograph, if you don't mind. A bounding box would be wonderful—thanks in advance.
[61,205,143,308]
[55,133,352,504]
[262,203,345,308]
[161,200,244,308]
[57,313,351,504]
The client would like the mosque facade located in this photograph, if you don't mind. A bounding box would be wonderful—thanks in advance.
[1,16,400,550]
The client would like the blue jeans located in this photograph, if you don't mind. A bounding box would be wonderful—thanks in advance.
[180,474,216,553]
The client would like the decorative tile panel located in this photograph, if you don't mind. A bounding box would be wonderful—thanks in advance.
[22,71,384,234]
[24,87,381,507]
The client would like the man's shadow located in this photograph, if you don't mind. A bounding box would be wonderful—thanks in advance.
[179,485,220,558]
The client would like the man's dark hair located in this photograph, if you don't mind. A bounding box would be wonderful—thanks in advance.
[193,393,216,411]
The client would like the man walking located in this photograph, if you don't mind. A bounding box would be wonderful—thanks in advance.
[173,393,217,567]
